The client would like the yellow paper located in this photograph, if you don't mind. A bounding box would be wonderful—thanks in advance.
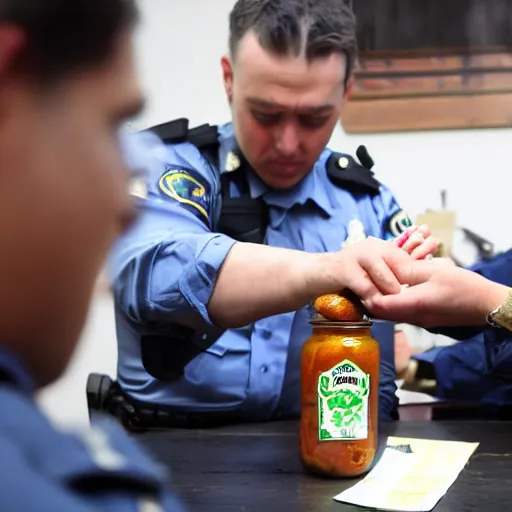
[333,436,479,511]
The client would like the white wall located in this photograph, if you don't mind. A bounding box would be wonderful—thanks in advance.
[38,0,512,425]
[133,0,512,252]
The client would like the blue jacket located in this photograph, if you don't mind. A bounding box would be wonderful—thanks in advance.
[0,346,184,511]
[109,122,411,421]
[416,248,512,405]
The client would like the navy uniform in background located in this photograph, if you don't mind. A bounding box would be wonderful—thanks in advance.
[413,248,512,411]
[0,346,184,511]
[98,119,413,428]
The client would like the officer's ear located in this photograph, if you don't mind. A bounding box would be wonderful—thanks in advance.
[221,55,234,103]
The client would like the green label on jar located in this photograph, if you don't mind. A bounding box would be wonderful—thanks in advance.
[317,359,369,441]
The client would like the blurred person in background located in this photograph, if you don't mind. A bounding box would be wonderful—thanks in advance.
[0,0,184,509]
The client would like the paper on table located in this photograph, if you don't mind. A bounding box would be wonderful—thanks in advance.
[333,436,479,511]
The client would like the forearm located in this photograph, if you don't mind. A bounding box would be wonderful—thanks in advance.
[208,242,339,328]
[473,278,511,325]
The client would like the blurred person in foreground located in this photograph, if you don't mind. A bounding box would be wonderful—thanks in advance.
[0,0,185,509]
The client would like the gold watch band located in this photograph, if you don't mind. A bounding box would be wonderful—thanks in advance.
[488,290,512,332]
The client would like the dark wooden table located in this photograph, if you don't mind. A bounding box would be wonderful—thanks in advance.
[136,421,512,512]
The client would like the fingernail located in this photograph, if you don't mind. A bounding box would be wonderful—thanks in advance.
[397,230,413,248]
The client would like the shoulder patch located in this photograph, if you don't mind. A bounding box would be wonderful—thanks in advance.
[326,152,381,195]
[158,166,211,224]
[384,210,413,239]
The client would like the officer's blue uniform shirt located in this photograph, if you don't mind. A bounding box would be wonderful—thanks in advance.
[0,345,184,511]
[110,122,408,421]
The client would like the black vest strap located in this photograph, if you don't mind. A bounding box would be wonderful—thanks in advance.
[218,168,268,245]
[147,118,220,167]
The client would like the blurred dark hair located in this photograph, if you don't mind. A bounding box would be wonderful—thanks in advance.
[229,0,357,88]
[0,0,138,83]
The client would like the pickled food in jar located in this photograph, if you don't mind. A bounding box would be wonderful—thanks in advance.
[314,290,365,322]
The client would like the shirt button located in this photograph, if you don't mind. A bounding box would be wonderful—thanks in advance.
[260,365,268,373]
[262,330,272,340]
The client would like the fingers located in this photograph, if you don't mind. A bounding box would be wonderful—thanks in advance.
[410,236,439,260]
[396,229,414,249]
[363,285,428,325]
[360,257,403,295]
[416,224,431,239]
[396,224,438,261]
[358,239,408,295]
[395,226,418,249]
[400,259,440,287]
[401,231,425,254]
[344,273,382,304]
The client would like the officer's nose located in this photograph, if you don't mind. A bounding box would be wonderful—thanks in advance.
[275,123,300,157]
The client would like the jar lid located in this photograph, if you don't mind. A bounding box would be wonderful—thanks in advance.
[309,314,373,328]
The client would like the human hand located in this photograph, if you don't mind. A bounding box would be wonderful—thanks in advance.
[393,224,438,260]
[363,260,510,328]
[328,237,418,303]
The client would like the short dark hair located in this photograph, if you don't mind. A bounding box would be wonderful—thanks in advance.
[229,0,357,88]
[0,0,138,83]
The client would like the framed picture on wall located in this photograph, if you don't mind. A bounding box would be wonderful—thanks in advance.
[343,0,512,133]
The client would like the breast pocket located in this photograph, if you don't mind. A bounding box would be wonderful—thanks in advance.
[184,325,252,405]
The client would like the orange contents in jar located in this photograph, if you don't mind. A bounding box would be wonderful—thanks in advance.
[300,320,379,478]
[313,289,365,322]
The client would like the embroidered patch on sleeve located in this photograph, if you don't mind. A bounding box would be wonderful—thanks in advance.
[158,167,211,224]
[384,210,413,239]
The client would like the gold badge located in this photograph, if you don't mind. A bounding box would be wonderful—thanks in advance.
[225,151,241,172]
[338,157,350,170]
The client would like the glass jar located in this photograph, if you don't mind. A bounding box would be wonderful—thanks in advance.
[300,320,379,478]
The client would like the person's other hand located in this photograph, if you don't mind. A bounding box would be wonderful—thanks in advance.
[393,224,439,260]
[329,237,417,303]
[363,260,510,328]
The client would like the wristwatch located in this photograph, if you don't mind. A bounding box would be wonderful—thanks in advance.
[487,290,512,332]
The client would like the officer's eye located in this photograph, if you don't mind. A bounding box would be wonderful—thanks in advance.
[252,111,281,126]
[299,115,329,129]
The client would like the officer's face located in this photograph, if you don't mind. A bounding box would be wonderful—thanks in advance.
[0,29,144,386]
[223,31,347,189]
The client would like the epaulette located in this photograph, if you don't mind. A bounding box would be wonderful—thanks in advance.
[326,145,381,195]
[145,118,219,165]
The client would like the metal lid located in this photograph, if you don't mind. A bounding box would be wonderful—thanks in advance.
[309,314,373,328]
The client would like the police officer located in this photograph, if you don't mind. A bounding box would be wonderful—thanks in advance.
[102,0,438,429]
[0,1,184,510]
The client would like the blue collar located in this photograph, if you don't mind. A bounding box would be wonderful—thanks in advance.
[218,122,335,216]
